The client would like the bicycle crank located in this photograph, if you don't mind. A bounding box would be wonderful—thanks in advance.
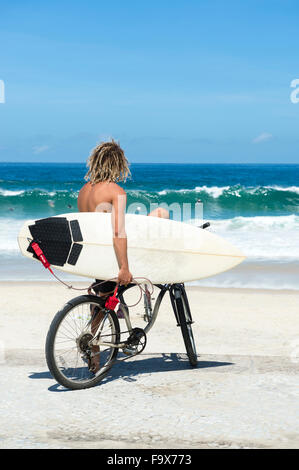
[122,327,147,356]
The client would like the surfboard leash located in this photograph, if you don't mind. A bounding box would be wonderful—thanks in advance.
[29,239,154,308]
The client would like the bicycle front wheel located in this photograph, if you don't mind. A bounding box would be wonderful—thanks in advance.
[45,295,120,390]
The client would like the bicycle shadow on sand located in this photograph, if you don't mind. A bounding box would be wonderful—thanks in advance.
[29,353,233,392]
[101,352,234,386]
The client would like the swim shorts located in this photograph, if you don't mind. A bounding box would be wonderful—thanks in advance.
[91,279,134,296]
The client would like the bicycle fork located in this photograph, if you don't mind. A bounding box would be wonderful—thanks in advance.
[169,284,194,327]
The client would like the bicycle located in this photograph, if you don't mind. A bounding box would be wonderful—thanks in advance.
[45,222,211,390]
[45,281,198,390]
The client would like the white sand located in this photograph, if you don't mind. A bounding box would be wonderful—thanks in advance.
[0,281,298,449]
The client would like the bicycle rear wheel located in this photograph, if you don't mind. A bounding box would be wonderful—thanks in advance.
[173,287,198,367]
[45,295,120,390]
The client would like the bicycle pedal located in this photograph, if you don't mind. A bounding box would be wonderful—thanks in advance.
[122,346,138,356]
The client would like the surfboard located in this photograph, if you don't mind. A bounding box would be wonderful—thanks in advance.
[17,213,246,283]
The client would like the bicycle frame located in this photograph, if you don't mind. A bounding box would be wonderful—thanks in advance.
[90,283,194,349]
[46,282,198,390]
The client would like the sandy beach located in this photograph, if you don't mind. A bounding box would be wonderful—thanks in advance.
[0,281,298,449]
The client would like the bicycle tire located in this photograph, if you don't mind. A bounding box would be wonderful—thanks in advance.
[175,293,198,367]
[45,295,120,390]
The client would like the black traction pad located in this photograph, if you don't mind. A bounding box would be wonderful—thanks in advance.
[27,217,83,267]
[70,219,83,242]
[67,243,83,265]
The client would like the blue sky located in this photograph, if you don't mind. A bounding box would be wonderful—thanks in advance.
[0,0,298,163]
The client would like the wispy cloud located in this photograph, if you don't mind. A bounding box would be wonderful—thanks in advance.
[32,145,50,154]
[252,133,273,144]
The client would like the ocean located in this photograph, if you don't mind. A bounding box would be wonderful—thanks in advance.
[1,162,299,289]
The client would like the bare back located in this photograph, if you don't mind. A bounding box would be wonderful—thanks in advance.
[77,180,130,281]
[77,181,124,213]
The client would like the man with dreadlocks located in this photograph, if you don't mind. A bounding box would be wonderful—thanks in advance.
[78,139,133,289]
[78,140,168,372]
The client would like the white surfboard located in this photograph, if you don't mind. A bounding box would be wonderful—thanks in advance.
[17,213,245,283]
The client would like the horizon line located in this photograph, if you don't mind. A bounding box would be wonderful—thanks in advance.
[0,161,298,165]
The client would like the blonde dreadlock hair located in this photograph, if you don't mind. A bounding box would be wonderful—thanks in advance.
[84,139,131,184]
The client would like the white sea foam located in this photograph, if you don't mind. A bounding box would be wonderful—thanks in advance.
[265,185,299,194]
[156,185,299,198]
[0,188,78,197]
[0,218,25,252]
[157,186,230,196]
[209,214,299,231]
[1,185,299,199]
[185,214,299,260]
[0,189,25,196]
[194,185,230,197]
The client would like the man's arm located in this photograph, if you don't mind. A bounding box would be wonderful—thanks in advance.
[111,188,132,285]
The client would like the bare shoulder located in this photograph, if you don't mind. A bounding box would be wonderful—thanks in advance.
[108,182,126,197]
[77,182,91,211]
[78,182,91,201]
[78,182,90,194]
